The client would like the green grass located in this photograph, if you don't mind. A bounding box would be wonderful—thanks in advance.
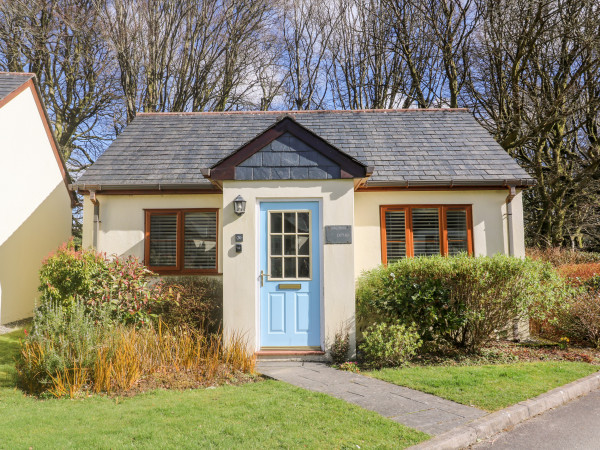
[368,362,599,411]
[0,331,428,449]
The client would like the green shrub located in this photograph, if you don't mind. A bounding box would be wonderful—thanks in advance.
[330,328,350,364]
[158,276,223,333]
[16,302,116,394]
[360,323,421,368]
[39,241,172,326]
[357,254,568,352]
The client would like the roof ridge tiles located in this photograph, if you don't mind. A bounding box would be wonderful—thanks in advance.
[136,108,469,116]
[0,71,36,77]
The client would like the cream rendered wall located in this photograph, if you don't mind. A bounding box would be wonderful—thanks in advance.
[221,180,356,354]
[0,86,72,324]
[354,189,525,277]
[81,193,223,272]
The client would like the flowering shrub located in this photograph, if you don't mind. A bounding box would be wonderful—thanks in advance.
[39,240,173,326]
[357,254,568,352]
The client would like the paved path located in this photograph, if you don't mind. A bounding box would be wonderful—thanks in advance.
[473,388,600,449]
[258,361,486,435]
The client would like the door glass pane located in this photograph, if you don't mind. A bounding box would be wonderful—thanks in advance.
[268,210,311,279]
[184,212,217,269]
[298,235,310,255]
[284,235,296,255]
[284,212,296,233]
[446,209,468,255]
[284,257,296,278]
[271,257,282,278]
[298,257,310,277]
[271,235,282,255]
[412,208,440,256]
[385,210,406,262]
[271,213,282,233]
[297,212,309,233]
[149,214,177,266]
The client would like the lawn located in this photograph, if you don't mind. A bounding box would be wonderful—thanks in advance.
[368,362,599,411]
[0,330,428,449]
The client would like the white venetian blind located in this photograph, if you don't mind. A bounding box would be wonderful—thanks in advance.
[149,214,177,266]
[412,208,440,256]
[385,210,406,262]
[184,212,217,269]
[446,209,468,255]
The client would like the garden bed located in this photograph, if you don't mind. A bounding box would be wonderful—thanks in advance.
[0,330,428,449]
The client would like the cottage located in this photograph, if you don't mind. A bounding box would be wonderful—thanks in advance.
[73,109,534,356]
[0,73,73,325]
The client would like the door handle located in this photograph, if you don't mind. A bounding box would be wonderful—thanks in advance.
[260,270,270,287]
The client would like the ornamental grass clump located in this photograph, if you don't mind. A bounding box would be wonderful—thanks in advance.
[357,254,569,353]
[16,303,256,398]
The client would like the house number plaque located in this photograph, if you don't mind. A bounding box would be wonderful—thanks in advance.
[325,225,352,244]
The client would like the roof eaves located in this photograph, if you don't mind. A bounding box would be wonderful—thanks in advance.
[365,178,537,188]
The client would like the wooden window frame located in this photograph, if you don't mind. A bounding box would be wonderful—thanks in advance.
[144,208,219,275]
[380,205,473,264]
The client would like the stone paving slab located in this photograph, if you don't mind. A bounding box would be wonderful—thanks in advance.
[258,361,487,435]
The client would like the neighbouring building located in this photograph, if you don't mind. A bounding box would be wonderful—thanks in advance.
[0,72,73,325]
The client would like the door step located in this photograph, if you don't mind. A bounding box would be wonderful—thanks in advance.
[256,350,325,356]
[256,348,327,362]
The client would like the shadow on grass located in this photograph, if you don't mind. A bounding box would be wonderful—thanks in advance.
[0,330,24,388]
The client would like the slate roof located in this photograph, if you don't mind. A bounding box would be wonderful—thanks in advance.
[75,109,534,189]
[0,72,34,101]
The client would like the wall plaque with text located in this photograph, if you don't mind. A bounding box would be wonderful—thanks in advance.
[325,225,352,244]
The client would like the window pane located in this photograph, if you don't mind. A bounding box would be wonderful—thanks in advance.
[414,241,441,256]
[447,209,468,255]
[284,212,296,233]
[446,210,467,240]
[448,240,468,255]
[386,242,406,262]
[298,257,310,278]
[149,214,177,266]
[385,211,405,241]
[284,257,296,278]
[270,212,282,233]
[271,257,282,278]
[271,235,282,255]
[184,212,217,269]
[297,212,309,233]
[412,208,440,256]
[284,235,296,255]
[298,235,310,255]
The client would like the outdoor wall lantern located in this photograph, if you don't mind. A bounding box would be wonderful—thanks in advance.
[233,195,247,216]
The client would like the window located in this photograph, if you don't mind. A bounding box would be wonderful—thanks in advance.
[144,209,218,274]
[268,210,311,279]
[381,205,472,263]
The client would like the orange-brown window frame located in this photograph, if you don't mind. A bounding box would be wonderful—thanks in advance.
[380,205,473,264]
[144,208,219,275]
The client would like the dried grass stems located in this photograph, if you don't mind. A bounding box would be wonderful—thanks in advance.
[17,323,256,398]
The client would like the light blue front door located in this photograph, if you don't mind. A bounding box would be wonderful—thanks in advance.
[259,201,321,348]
